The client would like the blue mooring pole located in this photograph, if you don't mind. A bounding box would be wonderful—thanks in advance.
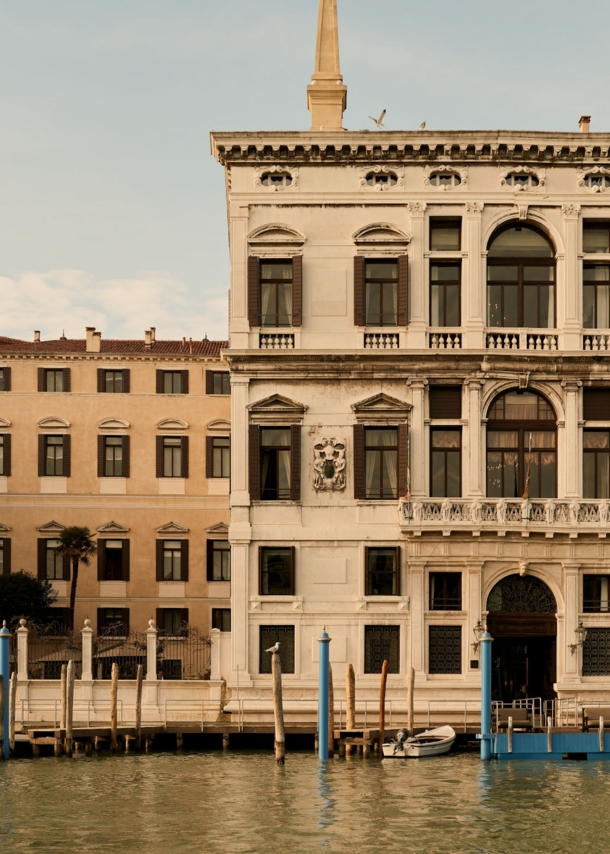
[0,621,10,760]
[318,627,331,761]
[480,629,493,761]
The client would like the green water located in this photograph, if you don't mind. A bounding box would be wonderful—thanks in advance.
[1,751,609,853]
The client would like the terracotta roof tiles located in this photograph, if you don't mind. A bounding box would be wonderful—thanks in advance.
[0,336,227,357]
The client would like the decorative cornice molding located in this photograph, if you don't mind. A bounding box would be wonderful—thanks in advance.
[423,164,468,189]
[254,165,299,192]
[352,392,411,421]
[98,417,130,431]
[37,520,65,533]
[247,223,306,247]
[156,418,188,432]
[206,522,229,537]
[359,165,404,191]
[352,222,410,246]
[0,523,11,533]
[156,522,189,535]
[407,202,427,217]
[206,419,231,432]
[499,164,546,190]
[97,521,130,534]
[38,416,70,429]
[465,202,484,216]
[0,418,10,429]
[562,203,581,219]
[249,393,307,424]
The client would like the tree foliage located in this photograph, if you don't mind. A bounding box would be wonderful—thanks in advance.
[0,571,57,628]
[55,526,97,624]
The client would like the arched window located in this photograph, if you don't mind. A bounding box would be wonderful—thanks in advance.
[486,389,557,498]
[487,224,555,329]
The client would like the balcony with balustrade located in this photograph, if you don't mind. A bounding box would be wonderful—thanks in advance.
[486,329,559,351]
[399,497,610,537]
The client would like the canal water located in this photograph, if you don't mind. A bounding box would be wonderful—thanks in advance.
[1,751,609,853]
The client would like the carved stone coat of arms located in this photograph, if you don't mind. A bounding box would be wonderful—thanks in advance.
[313,438,346,491]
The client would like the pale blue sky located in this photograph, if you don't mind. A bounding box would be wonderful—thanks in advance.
[1,0,609,341]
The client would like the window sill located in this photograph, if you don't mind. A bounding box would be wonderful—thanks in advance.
[208,479,230,496]
[252,500,301,506]
[426,610,466,616]
[99,581,127,597]
[158,478,186,495]
[158,582,186,598]
[100,477,127,495]
[40,477,68,494]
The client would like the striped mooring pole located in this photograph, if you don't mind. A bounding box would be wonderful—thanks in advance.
[480,629,493,761]
[0,621,10,760]
[317,627,331,761]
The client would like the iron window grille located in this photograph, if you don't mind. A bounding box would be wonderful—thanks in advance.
[364,625,400,674]
[259,625,295,674]
[429,625,462,674]
[583,628,610,675]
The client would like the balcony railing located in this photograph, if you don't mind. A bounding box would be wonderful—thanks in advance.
[583,332,610,351]
[364,333,400,349]
[428,330,462,350]
[259,333,295,350]
[486,329,558,351]
[399,497,610,534]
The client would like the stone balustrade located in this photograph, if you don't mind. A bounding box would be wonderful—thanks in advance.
[486,330,559,351]
[583,332,610,351]
[259,333,295,350]
[428,330,462,349]
[364,333,400,349]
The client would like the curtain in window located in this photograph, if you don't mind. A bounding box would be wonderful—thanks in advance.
[365,450,378,496]
[279,449,291,494]
[384,448,398,494]
[261,282,273,325]
[280,282,293,325]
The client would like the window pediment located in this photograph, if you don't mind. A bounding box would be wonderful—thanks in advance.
[206,419,231,432]
[156,522,189,535]
[352,393,411,422]
[249,394,307,425]
[248,223,305,250]
[37,520,65,533]
[353,222,410,248]
[156,418,188,432]
[0,418,10,429]
[0,523,11,533]
[206,522,229,537]
[97,521,130,534]
[98,418,130,431]
[38,416,70,429]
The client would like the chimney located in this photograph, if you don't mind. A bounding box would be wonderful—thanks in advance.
[307,0,347,130]
[189,337,193,354]
[34,330,40,343]
[144,329,152,350]
[579,115,591,133]
[150,327,156,343]
[86,326,101,353]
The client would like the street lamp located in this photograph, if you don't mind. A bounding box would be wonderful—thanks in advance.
[569,622,588,655]
[472,620,485,653]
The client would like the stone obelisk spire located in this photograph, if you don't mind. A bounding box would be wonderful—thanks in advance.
[307,0,347,131]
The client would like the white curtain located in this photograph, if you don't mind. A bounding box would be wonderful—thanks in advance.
[261,282,273,325]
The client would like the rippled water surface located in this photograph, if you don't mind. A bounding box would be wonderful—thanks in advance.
[2,751,610,853]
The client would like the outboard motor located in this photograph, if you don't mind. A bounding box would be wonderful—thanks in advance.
[393,728,410,754]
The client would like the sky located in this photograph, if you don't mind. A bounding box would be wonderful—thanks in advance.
[1,0,610,343]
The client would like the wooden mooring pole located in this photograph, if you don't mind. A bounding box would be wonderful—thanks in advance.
[60,664,67,731]
[0,675,5,760]
[9,672,17,755]
[110,662,119,753]
[328,663,334,759]
[378,659,389,755]
[135,664,143,751]
[272,651,285,764]
[346,664,355,756]
[407,666,415,735]
[65,660,75,757]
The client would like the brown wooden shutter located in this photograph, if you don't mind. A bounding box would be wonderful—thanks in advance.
[398,255,408,325]
[156,370,164,394]
[181,371,189,395]
[430,386,462,419]
[181,539,189,582]
[394,546,401,596]
[248,256,261,326]
[38,435,46,476]
[3,367,11,392]
[97,435,105,478]
[181,608,189,631]
[121,609,130,632]
[3,434,11,478]
[249,425,261,500]
[584,388,610,421]
[121,539,130,581]
[206,436,214,478]
[290,546,296,595]
[62,368,71,392]
[353,424,365,499]
[2,539,10,575]
[37,368,45,392]
[63,435,71,477]
[156,436,164,478]
[292,255,302,327]
[97,369,105,393]
[181,436,189,478]
[37,538,46,580]
[206,370,214,395]
[122,436,130,478]
[122,369,130,393]
[290,425,301,501]
[97,608,106,633]
[97,540,106,581]
[398,423,408,498]
[206,539,214,581]
[354,256,365,326]
[156,608,164,633]
[156,539,164,582]
[63,552,71,582]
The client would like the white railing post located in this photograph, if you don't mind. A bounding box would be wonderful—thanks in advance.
[210,628,221,680]
[146,619,158,681]
[17,619,29,681]
[81,618,94,681]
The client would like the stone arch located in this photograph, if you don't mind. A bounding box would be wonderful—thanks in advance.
[486,573,558,614]
[481,382,565,423]
[482,212,564,257]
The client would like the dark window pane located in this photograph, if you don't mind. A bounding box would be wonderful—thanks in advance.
[212,541,231,581]
[429,625,462,674]
[523,285,537,326]
[584,285,596,328]
[366,548,398,596]
[261,548,293,595]
[584,576,610,613]
[103,540,123,581]
[259,625,295,674]
[430,221,461,251]
[212,609,232,632]
[523,266,554,281]
[431,264,460,281]
[430,573,462,610]
[446,285,460,326]
[488,266,519,282]
[488,227,553,258]
[504,285,518,326]
[584,227,610,254]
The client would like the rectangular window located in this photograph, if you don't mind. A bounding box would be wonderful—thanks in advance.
[164,372,183,394]
[429,573,462,610]
[105,371,123,393]
[430,263,461,327]
[104,437,123,477]
[260,260,294,327]
[0,368,10,392]
[163,540,183,581]
[45,436,64,476]
[584,431,610,498]
[259,625,295,674]
[212,608,232,632]
[584,222,610,254]
[584,265,610,328]
[486,431,556,499]
[364,626,400,674]
[45,540,65,580]
[487,265,555,328]
[0,539,8,576]
[163,438,182,478]
[365,428,398,500]
[261,428,292,500]
[46,370,64,392]
[431,429,462,497]
[429,386,462,420]
[365,260,399,326]
[101,540,125,581]
[158,608,187,636]
[98,608,129,635]
[583,628,610,675]
[429,625,462,674]
[0,436,4,476]
[260,547,294,595]
[584,388,610,421]
[583,575,610,613]
[365,547,399,595]
[208,372,230,395]
[430,219,461,252]
[208,540,231,581]
[212,437,231,478]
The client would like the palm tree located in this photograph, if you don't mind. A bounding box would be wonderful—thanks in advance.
[55,527,97,627]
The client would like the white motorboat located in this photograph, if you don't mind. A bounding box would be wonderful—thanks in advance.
[382,725,456,758]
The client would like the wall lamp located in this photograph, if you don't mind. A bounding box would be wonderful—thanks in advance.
[472,620,485,653]
[569,622,588,655]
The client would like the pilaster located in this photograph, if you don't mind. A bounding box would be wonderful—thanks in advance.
[408,561,426,676]
[408,379,428,496]
[230,377,251,512]
[561,203,582,351]
[466,380,484,497]
[463,202,486,349]
[562,380,582,498]
[406,203,427,349]
[562,562,581,681]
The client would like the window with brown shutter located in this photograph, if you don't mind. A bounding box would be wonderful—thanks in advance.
[0,539,11,576]
[292,255,302,327]
[99,435,128,477]
[122,435,130,478]
[122,369,131,394]
[122,539,130,581]
[97,607,130,635]
[156,539,164,582]
[62,368,71,392]
[156,370,164,394]
[97,369,105,393]
[97,435,105,477]
[249,424,261,500]
[248,256,261,326]
[37,368,45,392]
[181,436,189,478]
[181,371,189,394]
[0,367,11,392]
[207,539,231,581]
[98,539,129,581]
[290,425,301,501]
[206,436,214,478]
[206,370,214,395]
[584,388,610,421]
[1,434,11,477]
[354,256,365,326]
[38,435,45,476]
[398,423,408,497]
[429,386,463,420]
[156,436,164,477]
[398,255,408,325]
[37,538,46,580]
[207,371,230,395]
[98,369,130,394]
[353,424,365,499]
[37,538,70,581]
[63,435,71,477]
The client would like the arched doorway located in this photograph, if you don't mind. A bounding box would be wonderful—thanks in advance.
[486,574,557,703]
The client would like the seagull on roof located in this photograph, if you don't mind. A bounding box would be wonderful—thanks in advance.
[369,110,386,129]
[266,642,280,653]
[419,121,426,130]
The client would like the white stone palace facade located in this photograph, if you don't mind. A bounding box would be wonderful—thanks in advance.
[212,0,610,714]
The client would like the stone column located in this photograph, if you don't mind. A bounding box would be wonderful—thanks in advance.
[229,204,250,348]
[408,380,428,496]
[210,628,221,681]
[465,380,484,497]
[561,204,582,351]
[146,620,158,681]
[562,562,581,681]
[17,619,28,682]
[230,543,252,683]
[467,561,484,674]
[408,561,426,676]
[231,377,251,512]
[562,380,582,498]
[406,203,427,349]
[81,619,93,681]
[463,202,485,350]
